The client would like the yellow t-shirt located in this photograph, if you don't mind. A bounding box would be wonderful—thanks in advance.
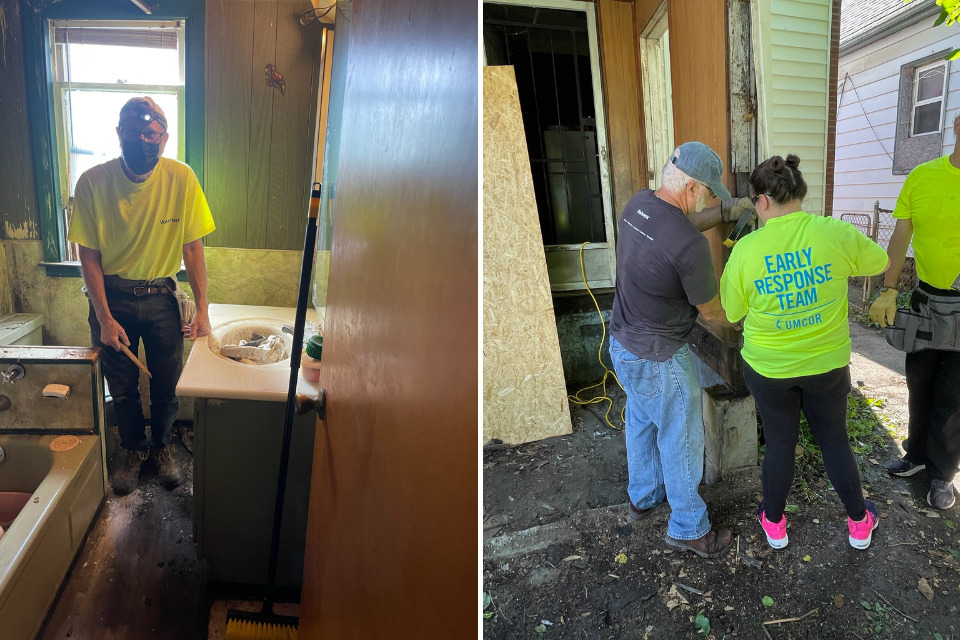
[893,155,960,289]
[720,211,888,378]
[68,157,215,280]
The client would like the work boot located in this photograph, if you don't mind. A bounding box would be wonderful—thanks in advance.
[664,528,734,558]
[152,445,182,489]
[113,448,148,495]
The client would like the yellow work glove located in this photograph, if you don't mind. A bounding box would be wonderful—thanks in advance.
[868,287,898,327]
[721,197,756,223]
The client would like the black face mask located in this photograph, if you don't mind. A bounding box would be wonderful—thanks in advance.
[121,139,161,175]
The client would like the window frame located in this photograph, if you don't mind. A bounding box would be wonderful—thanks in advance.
[909,59,947,137]
[21,0,204,272]
[50,19,187,262]
[891,51,952,175]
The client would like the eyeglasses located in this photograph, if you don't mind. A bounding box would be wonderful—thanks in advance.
[697,182,715,198]
[120,127,166,144]
[750,194,765,205]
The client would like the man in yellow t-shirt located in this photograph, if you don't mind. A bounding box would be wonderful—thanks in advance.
[67,97,216,496]
[870,113,960,510]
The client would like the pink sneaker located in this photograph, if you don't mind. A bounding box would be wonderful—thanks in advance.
[757,503,788,549]
[848,500,879,550]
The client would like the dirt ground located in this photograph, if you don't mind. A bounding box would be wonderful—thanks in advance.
[482,320,960,639]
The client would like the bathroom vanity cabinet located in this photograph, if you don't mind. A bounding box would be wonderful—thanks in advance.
[192,398,315,589]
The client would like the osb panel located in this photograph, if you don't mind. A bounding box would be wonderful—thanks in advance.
[668,0,731,285]
[483,66,572,445]
[597,0,645,217]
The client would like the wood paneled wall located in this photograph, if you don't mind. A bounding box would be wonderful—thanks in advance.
[0,0,41,241]
[597,0,645,218]
[668,0,732,281]
[204,0,325,250]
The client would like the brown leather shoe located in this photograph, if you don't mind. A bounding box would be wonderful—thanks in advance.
[629,501,662,521]
[664,528,734,558]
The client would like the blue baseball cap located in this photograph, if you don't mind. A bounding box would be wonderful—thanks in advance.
[671,141,731,201]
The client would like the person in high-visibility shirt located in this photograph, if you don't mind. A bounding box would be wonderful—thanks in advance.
[721,154,889,550]
[69,97,216,495]
[869,113,960,510]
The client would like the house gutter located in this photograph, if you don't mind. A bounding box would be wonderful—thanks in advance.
[839,2,941,56]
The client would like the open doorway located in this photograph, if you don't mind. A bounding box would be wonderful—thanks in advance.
[482,0,616,291]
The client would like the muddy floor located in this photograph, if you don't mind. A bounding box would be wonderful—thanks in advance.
[482,321,960,640]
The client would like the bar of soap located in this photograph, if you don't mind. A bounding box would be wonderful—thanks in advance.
[42,384,70,398]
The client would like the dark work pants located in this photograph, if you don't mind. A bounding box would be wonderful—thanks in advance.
[904,348,960,481]
[89,290,183,452]
[743,363,866,523]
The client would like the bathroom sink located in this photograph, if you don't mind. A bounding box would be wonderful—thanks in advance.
[177,304,322,402]
[206,318,293,366]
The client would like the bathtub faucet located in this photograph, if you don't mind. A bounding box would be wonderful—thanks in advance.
[1,364,25,385]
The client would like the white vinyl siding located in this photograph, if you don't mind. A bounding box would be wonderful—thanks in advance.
[752,0,833,216]
[832,17,960,241]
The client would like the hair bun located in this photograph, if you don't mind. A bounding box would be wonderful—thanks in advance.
[785,154,801,168]
[769,156,784,172]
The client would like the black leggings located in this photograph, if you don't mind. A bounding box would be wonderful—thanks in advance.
[743,363,866,522]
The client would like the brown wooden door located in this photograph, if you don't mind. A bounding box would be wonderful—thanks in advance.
[298,1,478,637]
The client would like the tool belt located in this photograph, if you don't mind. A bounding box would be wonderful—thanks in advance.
[102,274,176,296]
[884,281,960,353]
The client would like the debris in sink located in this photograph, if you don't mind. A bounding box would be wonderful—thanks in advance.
[240,333,266,347]
[218,334,288,364]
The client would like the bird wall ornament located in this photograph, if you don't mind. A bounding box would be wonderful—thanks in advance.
[265,63,286,95]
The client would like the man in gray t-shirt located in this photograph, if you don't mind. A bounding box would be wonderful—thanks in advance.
[609,141,752,558]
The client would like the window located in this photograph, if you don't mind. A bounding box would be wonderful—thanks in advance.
[910,61,946,136]
[50,21,185,260]
[892,53,952,175]
[22,1,203,271]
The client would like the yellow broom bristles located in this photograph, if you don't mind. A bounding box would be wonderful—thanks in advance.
[224,618,298,640]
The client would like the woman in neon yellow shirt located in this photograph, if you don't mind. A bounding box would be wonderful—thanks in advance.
[720,154,889,550]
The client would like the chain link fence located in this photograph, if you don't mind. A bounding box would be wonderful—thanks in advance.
[840,201,917,312]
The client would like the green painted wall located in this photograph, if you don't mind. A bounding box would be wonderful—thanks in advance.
[3,240,304,347]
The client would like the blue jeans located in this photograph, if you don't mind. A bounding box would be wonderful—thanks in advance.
[610,335,710,540]
[88,288,183,452]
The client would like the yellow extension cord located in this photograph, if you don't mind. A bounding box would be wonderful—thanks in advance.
[566,242,626,430]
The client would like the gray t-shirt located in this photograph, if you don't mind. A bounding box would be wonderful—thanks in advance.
[610,189,717,361]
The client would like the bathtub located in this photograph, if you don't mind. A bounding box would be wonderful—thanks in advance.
[0,433,104,640]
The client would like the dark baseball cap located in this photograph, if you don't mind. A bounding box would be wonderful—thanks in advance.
[671,141,731,201]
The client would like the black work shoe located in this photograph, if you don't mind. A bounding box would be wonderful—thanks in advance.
[113,448,148,495]
[886,457,925,477]
[664,528,734,558]
[152,445,182,489]
[927,479,956,510]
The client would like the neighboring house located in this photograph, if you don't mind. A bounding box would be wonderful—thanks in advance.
[832,0,959,246]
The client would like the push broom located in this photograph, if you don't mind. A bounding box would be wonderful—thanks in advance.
[224,182,322,640]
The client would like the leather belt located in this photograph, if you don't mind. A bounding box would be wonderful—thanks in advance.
[103,275,175,296]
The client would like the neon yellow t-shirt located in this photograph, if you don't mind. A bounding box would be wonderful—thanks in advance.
[893,155,960,289]
[68,157,215,280]
[720,211,888,378]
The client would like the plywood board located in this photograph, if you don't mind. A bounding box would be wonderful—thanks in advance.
[483,66,572,445]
